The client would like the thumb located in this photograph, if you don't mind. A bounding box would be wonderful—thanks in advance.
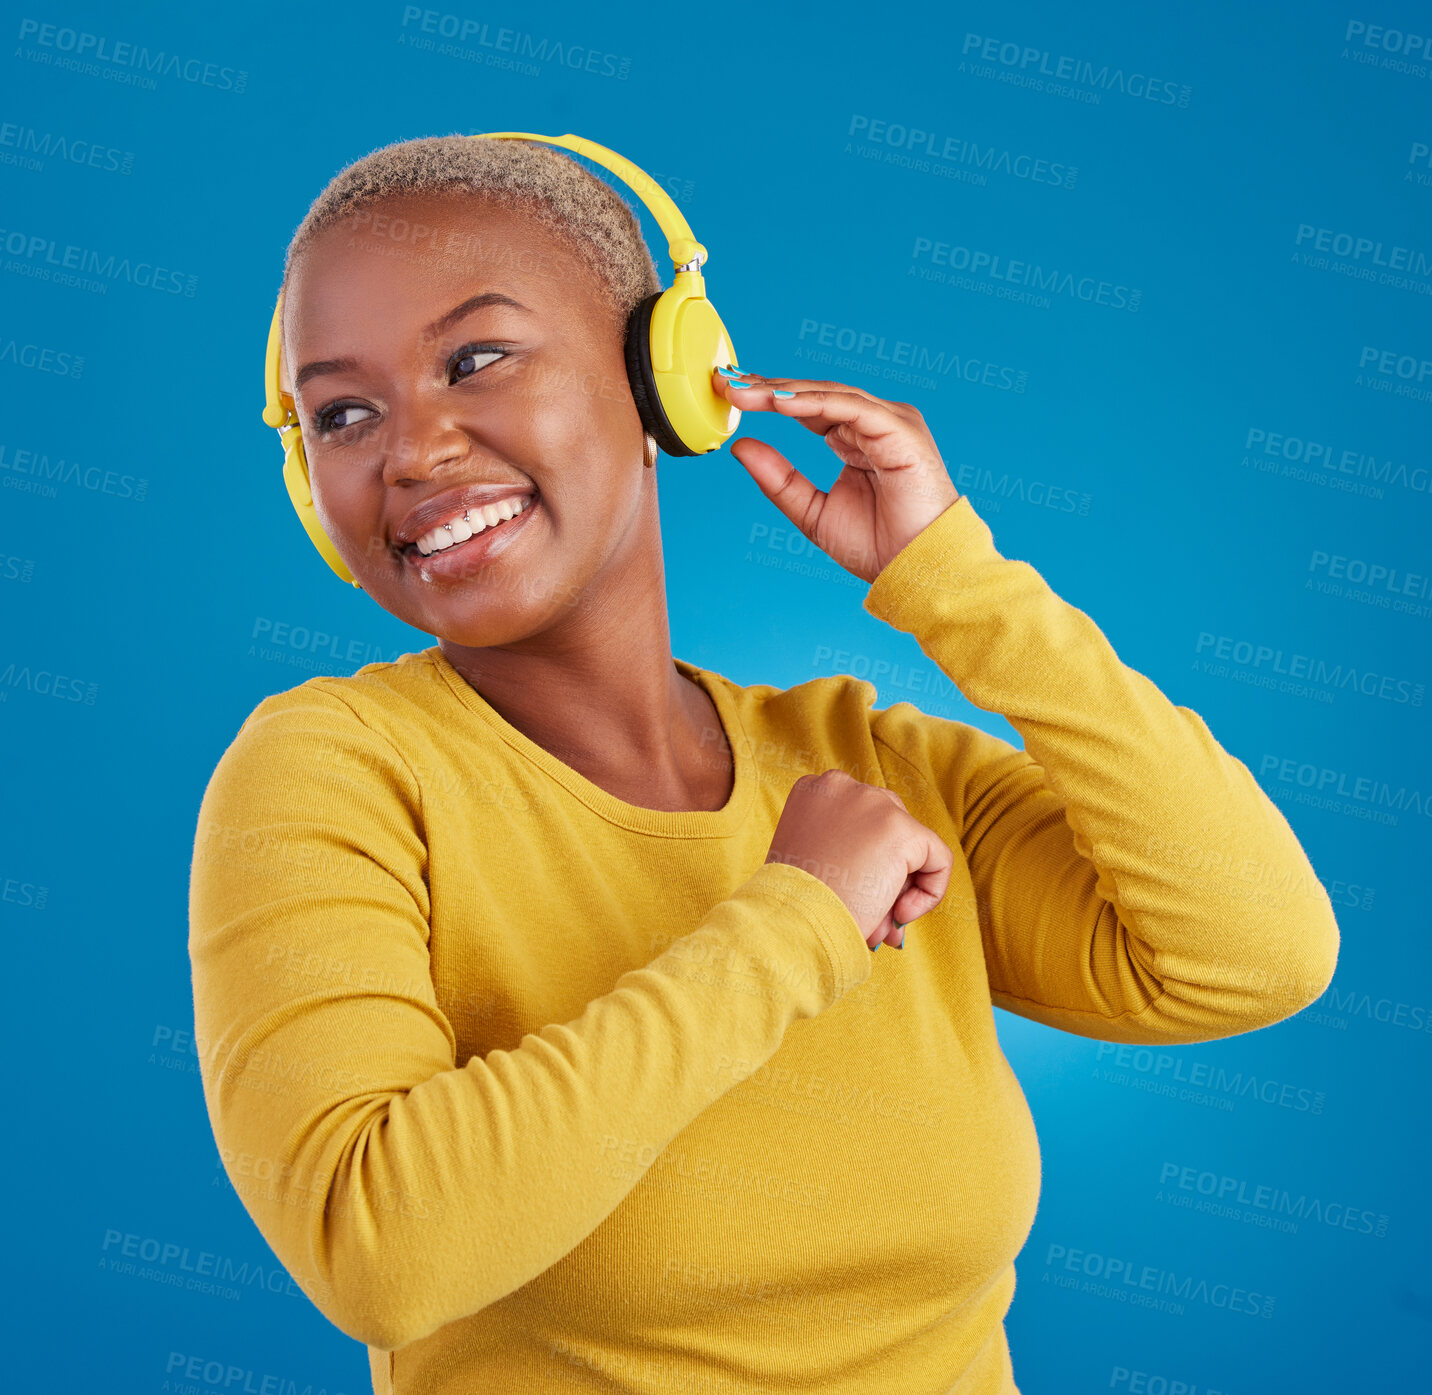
[730,436,826,539]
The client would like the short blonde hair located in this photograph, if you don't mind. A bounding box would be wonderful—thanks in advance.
[279,134,663,329]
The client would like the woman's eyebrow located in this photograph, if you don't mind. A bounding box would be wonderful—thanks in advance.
[423,290,531,340]
[294,292,532,393]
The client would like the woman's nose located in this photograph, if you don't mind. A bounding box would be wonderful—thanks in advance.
[379,404,473,484]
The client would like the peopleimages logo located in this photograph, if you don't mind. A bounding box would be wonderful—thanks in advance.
[1359,345,1432,383]
[952,462,1091,517]
[0,225,196,296]
[959,32,1192,107]
[164,1353,349,1395]
[1341,19,1431,77]
[1242,426,1428,499]
[1356,344,1432,403]
[1042,1243,1274,1319]
[1258,752,1432,821]
[0,336,85,381]
[15,19,248,92]
[1305,983,1432,1036]
[0,122,134,175]
[910,237,1142,312]
[1308,549,1431,602]
[794,318,1030,394]
[845,116,1077,189]
[1156,1162,1389,1238]
[99,1228,315,1301]
[1193,631,1424,708]
[1293,224,1432,295]
[397,6,632,79]
[0,441,145,499]
[1295,223,1432,272]
[1093,1042,1326,1114]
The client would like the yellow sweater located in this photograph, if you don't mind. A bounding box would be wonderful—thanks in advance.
[189,495,1339,1394]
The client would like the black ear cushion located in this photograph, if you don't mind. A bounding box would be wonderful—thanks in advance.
[623,291,698,457]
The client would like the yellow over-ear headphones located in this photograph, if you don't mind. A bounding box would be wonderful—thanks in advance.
[260,131,741,588]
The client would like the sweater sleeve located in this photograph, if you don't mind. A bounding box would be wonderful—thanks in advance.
[188,686,871,1353]
[860,494,1340,1044]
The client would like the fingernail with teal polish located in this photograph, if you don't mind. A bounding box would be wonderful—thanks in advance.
[871,941,880,952]
[728,380,754,389]
[771,389,795,398]
[718,366,744,378]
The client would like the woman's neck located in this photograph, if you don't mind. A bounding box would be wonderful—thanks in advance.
[438,629,734,815]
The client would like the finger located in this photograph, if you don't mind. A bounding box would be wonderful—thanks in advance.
[893,885,942,928]
[862,863,914,950]
[712,374,793,410]
[727,434,829,538]
[715,373,907,444]
[898,833,953,922]
[872,903,906,949]
[716,367,895,408]
[759,386,910,450]
[716,376,846,440]
[871,910,906,950]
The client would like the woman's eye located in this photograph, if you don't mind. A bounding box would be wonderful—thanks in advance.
[309,345,506,434]
[314,403,377,434]
[451,344,505,381]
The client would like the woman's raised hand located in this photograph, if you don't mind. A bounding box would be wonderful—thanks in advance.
[713,367,962,585]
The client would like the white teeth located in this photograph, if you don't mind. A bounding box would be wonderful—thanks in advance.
[413,496,530,556]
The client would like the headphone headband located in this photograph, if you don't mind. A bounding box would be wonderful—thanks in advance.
[472,131,708,269]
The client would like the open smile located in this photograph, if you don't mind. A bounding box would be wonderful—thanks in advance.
[402,492,541,578]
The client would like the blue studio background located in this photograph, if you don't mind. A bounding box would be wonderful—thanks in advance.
[3,1,1428,1391]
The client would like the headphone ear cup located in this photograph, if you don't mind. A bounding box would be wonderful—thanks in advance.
[280,428,361,588]
[624,291,698,458]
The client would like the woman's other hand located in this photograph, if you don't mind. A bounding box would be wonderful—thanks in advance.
[714,367,962,585]
[766,770,953,950]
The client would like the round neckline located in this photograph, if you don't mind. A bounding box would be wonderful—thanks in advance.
[424,646,756,838]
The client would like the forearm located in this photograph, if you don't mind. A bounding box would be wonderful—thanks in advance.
[197,860,869,1350]
[863,497,1340,1033]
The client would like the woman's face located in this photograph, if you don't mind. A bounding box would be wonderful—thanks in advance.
[280,192,650,646]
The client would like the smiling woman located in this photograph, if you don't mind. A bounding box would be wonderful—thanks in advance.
[282,195,642,628]
[276,144,663,642]
[190,133,1340,1395]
